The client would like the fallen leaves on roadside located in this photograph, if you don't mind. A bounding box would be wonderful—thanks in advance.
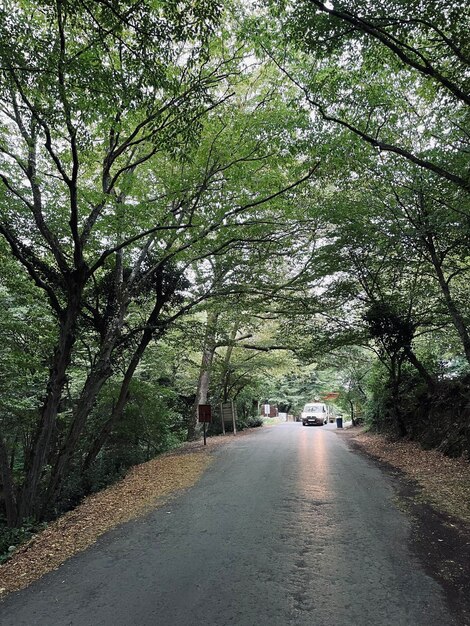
[0,436,233,598]
[350,430,470,524]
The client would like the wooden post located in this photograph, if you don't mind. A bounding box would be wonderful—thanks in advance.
[220,403,225,435]
[231,400,237,435]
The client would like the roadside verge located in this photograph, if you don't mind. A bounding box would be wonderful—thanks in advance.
[342,428,470,625]
[0,433,249,598]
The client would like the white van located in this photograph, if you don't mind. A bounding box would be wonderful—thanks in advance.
[301,403,328,426]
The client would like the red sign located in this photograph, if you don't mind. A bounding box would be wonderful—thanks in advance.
[321,392,339,401]
[198,404,212,423]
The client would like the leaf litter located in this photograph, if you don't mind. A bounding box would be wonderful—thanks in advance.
[338,428,470,624]
[0,435,235,598]
[348,429,470,524]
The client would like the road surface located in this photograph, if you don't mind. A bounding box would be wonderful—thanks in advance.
[0,423,458,625]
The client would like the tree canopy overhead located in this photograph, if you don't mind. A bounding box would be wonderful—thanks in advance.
[0,0,469,531]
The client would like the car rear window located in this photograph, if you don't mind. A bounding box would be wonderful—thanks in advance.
[304,404,324,412]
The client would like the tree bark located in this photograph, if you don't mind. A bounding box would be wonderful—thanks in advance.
[404,346,436,391]
[82,319,165,473]
[44,305,127,513]
[221,321,240,403]
[426,239,470,365]
[187,310,219,441]
[348,399,357,426]
[391,359,407,437]
[0,435,17,527]
[18,291,81,521]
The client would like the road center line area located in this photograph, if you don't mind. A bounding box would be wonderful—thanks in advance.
[0,424,458,626]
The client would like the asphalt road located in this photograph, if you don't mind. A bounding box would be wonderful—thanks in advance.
[0,423,458,626]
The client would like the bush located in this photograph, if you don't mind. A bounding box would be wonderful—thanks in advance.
[364,360,470,457]
[235,413,264,431]
[245,415,264,428]
[0,519,47,563]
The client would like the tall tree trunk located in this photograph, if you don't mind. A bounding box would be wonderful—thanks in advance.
[187,311,219,441]
[348,399,356,426]
[44,359,113,514]
[221,321,240,403]
[391,358,407,437]
[404,346,436,391]
[0,435,17,527]
[44,257,178,513]
[18,293,81,521]
[44,306,127,513]
[82,322,164,473]
[426,237,470,365]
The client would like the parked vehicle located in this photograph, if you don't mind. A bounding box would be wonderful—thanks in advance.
[301,403,328,426]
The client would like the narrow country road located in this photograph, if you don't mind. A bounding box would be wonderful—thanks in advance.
[0,424,458,626]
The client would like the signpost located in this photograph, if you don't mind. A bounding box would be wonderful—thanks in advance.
[261,403,278,418]
[198,404,212,445]
[220,401,237,435]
